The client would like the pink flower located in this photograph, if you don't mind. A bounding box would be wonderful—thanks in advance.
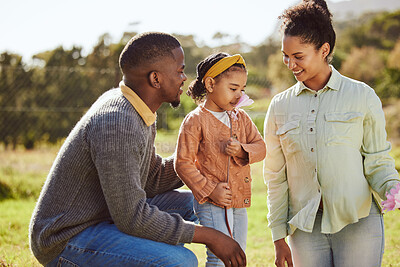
[381,183,400,212]
[236,93,254,109]
[230,93,254,120]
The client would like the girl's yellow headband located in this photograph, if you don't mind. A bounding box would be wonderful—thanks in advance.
[202,54,246,82]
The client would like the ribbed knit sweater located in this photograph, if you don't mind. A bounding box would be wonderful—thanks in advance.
[29,88,195,265]
[175,105,266,209]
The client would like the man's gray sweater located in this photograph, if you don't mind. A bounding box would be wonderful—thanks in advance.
[29,88,195,265]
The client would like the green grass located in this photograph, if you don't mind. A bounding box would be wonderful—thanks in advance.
[185,161,275,266]
[0,137,400,266]
[0,199,41,266]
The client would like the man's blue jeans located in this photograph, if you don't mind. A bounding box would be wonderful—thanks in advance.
[46,189,198,267]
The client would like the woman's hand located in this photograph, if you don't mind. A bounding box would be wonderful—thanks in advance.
[274,238,293,267]
[209,182,232,206]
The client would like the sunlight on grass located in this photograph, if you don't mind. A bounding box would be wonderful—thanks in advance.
[0,199,41,266]
[0,138,399,266]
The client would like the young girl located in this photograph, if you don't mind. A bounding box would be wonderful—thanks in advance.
[264,1,400,266]
[175,53,266,266]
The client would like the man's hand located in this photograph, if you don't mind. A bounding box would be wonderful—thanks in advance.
[209,182,232,206]
[193,226,246,266]
[274,238,293,267]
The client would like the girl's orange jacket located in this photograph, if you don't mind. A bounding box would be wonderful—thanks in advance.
[174,105,266,209]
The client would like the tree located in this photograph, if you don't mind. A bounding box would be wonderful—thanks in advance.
[338,10,400,52]
[244,37,280,70]
[0,52,35,149]
[339,46,385,88]
[387,40,400,69]
[375,68,400,99]
[265,50,296,94]
[32,46,90,144]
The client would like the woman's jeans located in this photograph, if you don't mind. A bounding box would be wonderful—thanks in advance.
[46,189,198,267]
[288,201,384,267]
[194,199,248,267]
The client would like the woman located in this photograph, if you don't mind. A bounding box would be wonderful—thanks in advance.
[263,0,400,266]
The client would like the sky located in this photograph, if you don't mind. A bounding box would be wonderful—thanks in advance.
[1,0,343,60]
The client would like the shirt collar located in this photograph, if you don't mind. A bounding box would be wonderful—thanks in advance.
[119,81,156,126]
[295,65,342,96]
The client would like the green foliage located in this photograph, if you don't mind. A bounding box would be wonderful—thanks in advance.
[0,52,33,149]
[244,37,280,70]
[383,99,400,149]
[376,68,400,99]
[339,46,385,87]
[0,167,45,200]
[265,50,296,93]
[175,34,211,76]
[1,9,400,148]
[0,149,53,200]
[335,10,400,101]
[1,143,400,266]
[0,199,41,266]
[338,10,400,52]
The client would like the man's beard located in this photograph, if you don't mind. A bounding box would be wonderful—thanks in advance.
[170,89,181,108]
[170,100,180,109]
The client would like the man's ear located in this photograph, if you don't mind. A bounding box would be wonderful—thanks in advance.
[149,71,161,89]
[204,77,215,93]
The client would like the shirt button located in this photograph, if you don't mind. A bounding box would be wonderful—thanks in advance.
[311,148,314,152]
[244,177,250,183]
[311,110,315,113]
[314,94,318,97]
[310,128,313,132]
[244,198,250,204]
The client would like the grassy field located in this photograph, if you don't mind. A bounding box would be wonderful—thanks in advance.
[0,134,400,266]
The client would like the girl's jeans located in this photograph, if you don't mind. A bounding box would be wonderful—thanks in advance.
[194,199,248,267]
[288,200,384,267]
[46,189,198,267]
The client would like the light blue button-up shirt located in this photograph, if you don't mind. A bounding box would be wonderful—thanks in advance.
[263,66,399,241]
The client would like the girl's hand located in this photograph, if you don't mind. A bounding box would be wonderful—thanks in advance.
[225,138,242,156]
[209,182,232,206]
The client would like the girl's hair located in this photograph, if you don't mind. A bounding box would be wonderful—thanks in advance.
[279,0,336,62]
[187,52,246,102]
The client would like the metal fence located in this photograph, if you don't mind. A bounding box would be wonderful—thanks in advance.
[0,65,270,150]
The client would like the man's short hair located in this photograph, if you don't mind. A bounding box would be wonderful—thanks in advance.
[119,32,181,73]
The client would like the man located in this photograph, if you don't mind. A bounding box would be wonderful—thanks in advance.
[29,32,246,267]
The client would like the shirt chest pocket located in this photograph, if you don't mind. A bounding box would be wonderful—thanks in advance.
[276,120,301,155]
[324,112,364,148]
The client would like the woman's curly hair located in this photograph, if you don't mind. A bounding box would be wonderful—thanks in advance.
[279,0,336,62]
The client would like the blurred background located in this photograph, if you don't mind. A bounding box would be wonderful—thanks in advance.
[1,0,400,149]
[1,0,400,265]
